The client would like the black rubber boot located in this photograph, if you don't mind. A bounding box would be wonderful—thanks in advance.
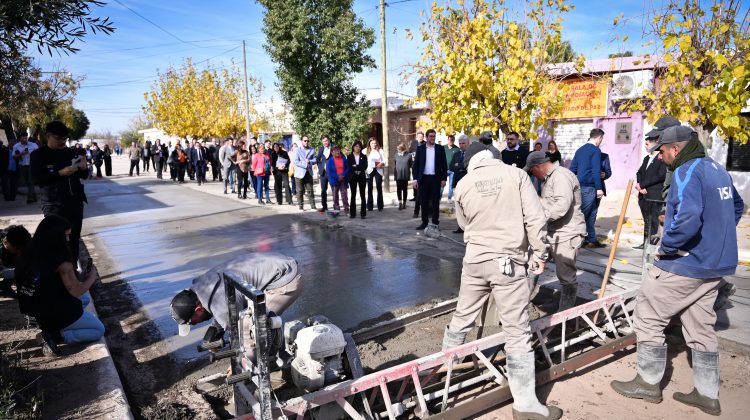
[610,343,666,403]
[673,349,721,416]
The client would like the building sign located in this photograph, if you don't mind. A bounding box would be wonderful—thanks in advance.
[557,80,608,119]
[615,122,632,144]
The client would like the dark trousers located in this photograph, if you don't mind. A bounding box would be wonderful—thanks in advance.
[142,157,150,172]
[256,173,270,201]
[274,172,292,204]
[104,156,112,176]
[319,172,329,210]
[237,171,249,197]
[413,187,421,215]
[349,175,367,217]
[367,171,384,211]
[211,160,220,181]
[43,202,84,263]
[129,159,140,176]
[169,163,176,180]
[296,173,315,209]
[155,158,164,179]
[639,197,661,241]
[177,163,186,182]
[187,162,195,180]
[396,180,408,202]
[18,165,35,202]
[418,175,441,225]
[195,161,207,183]
[2,171,18,201]
[94,162,102,178]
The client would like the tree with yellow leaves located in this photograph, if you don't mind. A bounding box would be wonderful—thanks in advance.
[411,0,582,138]
[143,59,262,139]
[621,0,749,144]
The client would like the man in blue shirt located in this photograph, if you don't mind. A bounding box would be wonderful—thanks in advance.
[611,126,743,417]
[569,128,605,247]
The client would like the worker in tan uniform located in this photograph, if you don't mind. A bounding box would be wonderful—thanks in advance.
[524,151,586,311]
[442,142,562,420]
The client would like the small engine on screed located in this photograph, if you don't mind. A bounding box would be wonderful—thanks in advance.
[284,315,349,392]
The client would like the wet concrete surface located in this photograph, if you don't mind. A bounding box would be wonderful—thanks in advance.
[82,176,462,365]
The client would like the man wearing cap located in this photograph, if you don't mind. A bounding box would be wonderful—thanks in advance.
[443,143,562,420]
[170,253,301,343]
[524,151,586,311]
[569,128,606,248]
[611,125,743,416]
[634,135,668,249]
[30,121,89,262]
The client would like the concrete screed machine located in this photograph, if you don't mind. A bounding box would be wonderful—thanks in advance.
[196,261,641,420]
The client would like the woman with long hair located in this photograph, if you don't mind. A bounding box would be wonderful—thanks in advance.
[546,140,562,164]
[347,140,368,219]
[235,141,250,199]
[365,137,385,211]
[17,215,104,355]
[252,143,271,204]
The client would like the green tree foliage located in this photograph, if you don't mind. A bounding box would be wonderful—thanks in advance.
[258,0,375,148]
[24,69,82,137]
[0,0,114,56]
[54,105,89,140]
[547,39,577,63]
[608,51,633,58]
[119,114,150,146]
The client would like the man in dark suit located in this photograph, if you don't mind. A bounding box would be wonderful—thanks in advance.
[634,137,667,249]
[316,135,332,211]
[190,140,208,185]
[412,129,448,230]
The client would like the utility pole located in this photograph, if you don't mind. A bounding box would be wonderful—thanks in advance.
[379,0,391,192]
[242,40,252,142]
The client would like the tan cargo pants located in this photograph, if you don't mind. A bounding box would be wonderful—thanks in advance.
[634,266,721,352]
[549,235,583,286]
[266,274,302,316]
[448,258,532,355]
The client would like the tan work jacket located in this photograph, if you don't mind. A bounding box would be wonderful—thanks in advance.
[541,164,587,244]
[454,159,547,265]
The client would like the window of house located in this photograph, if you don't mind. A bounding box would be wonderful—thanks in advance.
[727,138,750,172]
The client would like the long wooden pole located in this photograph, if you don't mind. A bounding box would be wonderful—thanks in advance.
[597,179,634,299]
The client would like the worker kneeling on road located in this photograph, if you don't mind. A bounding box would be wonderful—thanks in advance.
[524,151,586,311]
[610,126,743,416]
[169,253,302,349]
[442,142,562,420]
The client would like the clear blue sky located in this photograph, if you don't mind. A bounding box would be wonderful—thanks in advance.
[30,0,661,134]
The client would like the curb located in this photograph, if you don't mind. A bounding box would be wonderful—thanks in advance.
[80,247,134,420]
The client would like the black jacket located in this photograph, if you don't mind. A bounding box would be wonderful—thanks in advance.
[347,152,368,182]
[0,144,8,175]
[449,150,467,188]
[636,154,667,200]
[316,146,331,176]
[30,146,88,208]
[412,143,448,183]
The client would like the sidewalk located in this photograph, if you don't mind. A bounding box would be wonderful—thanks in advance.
[0,190,132,418]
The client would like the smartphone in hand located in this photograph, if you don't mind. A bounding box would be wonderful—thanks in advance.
[85,257,93,273]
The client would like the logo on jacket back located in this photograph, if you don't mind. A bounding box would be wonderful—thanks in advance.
[717,186,733,200]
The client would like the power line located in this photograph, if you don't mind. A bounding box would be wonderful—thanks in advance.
[112,0,205,47]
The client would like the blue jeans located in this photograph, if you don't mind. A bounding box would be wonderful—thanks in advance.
[61,293,105,344]
[580,186,599,243]
[447,171,455,200]
[256,174,270,201]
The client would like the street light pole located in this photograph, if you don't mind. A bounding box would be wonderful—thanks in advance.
[379,0,391,192]
[242,40,252,141]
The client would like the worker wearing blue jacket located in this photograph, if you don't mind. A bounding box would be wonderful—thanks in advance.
[611,125,743,417]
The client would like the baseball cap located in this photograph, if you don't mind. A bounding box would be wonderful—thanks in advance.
[522,151,550,173]
[170,289,198,336]
[463,141,502,169]
[645,116,680,138]
[649,125,698,152]
[479,131,494,145]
